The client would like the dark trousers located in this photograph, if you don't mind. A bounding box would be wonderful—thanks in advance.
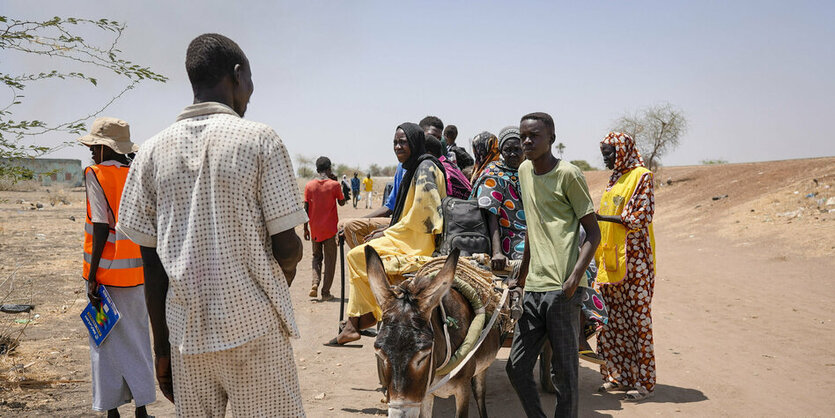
[506,290,581,418]
[352,189,359,208]
[311,235,337,294]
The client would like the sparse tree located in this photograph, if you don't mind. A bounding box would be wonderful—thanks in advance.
[612,103,687,171]
[380,165,397,177]
[368,163,382,177]
[570,160,595,171]
[0,16,167,181]
[555,142,565,159]
[295,154,314,178]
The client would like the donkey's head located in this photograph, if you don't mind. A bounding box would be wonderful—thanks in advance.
[365,246,460,417]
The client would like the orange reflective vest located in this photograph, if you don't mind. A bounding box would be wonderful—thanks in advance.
[595,167,655,285]
[83,164,144,287]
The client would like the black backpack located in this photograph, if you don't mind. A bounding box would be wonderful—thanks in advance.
[437,197,491,256]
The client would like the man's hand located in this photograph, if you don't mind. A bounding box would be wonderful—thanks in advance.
[562,271,582,299]
[491,253,507,272]
[303,226,310,241]
[155,355,174,403]
[363,227,385,243]
[86,279,102,307]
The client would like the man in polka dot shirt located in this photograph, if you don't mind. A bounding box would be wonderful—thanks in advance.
[118,33,306,416]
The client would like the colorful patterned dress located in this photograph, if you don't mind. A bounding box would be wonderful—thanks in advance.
[595,132,657,392]
[471,160,526,260]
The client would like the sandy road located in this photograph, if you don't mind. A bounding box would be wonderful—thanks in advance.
[1,157,834,416]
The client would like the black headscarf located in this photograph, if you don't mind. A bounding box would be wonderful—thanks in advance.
[390,123,446,226]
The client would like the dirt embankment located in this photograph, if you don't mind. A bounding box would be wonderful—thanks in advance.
[0,156,833,417]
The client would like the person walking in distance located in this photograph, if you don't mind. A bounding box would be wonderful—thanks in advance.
[351,172,361,208]
[362,173,374,209]
[303,156,347,301]
[117,33,306,416]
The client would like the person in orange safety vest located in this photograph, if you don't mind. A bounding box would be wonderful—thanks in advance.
[79,117,155,418]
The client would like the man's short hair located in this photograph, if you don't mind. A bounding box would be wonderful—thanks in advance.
[419,116,444,132]
[185,33,248,89]
[316,156,332,173]
[443,125,458,141]
[424,135,443,158]
[521,112,555,138]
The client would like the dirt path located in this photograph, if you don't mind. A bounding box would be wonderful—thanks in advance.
[1,157,834,416]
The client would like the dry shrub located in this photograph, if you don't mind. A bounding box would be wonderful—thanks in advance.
[0,178,40,192]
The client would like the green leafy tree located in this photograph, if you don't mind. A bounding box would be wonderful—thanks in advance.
[0,16,168,181]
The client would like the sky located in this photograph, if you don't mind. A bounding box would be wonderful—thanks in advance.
[4,1,835,170]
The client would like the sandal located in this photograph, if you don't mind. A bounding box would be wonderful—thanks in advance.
[598,382,630,393]
[624,387,654,402]
[579,350,605,365]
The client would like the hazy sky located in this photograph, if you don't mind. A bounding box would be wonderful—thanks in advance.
[4,1,834,170]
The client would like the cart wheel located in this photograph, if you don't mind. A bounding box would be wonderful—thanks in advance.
[539,340,557,393]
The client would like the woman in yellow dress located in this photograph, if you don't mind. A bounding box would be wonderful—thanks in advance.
[334,122,447,344]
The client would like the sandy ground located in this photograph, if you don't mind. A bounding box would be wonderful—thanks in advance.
[0,157,834,417]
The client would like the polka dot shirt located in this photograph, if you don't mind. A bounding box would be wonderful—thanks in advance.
[117,102,307,355]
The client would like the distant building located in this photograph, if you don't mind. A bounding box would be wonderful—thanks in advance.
[0,158,84,187]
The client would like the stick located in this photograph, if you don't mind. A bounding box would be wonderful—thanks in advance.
[338,233,346,328]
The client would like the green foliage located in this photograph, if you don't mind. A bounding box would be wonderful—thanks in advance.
[334,163,362,178]
[700,159,728,165]
[570,160,595,171]
[0,16,167,181]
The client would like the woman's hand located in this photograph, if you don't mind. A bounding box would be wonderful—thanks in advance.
[364,227,386,243]
[491,253,508,272]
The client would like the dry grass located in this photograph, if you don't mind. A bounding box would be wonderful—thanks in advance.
[0,179,39,192]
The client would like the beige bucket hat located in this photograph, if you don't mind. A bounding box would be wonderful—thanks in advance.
[77,117,139,154]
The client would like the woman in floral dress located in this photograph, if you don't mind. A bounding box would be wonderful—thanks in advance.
[595,131,657,401]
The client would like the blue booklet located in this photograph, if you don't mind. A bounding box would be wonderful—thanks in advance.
[80,286,121,347]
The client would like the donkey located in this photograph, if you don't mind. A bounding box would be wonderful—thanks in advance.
[365,246,502,418]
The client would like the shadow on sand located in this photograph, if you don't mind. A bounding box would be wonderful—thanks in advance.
[430,358,707,417]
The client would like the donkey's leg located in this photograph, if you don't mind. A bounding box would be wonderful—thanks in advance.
[453,383,471,418]
[420,395,435,418]
[471,370,488,418]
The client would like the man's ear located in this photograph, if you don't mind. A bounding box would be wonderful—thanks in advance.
[233,63,243,85]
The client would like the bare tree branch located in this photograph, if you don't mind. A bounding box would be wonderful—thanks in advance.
[612,103,687,171]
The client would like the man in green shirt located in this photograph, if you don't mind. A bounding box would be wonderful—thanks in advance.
[506,112,601,418]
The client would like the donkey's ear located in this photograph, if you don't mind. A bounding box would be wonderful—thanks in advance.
[365,245,394,308]
[415,248,459,315]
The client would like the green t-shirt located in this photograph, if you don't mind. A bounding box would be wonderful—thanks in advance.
[518,159,595,292]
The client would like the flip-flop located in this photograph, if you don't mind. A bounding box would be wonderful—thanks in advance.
[360,328,378,338]
[323,337,363,348]
[579,350,605,365]
[337,322,378,338]
[624,388,654,402]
